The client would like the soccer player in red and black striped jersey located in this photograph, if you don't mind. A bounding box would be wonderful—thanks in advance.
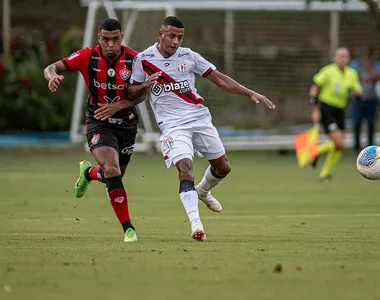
[44,18,160,242]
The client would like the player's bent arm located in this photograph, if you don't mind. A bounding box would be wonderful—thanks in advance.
[127,71,162,100]
[206,70,252,96]
[115,95,147,109]
[127,83,150,101]
[309,84,320,98]
[44,61,67,81]
[309,84,320,105]
[309,84,321,124]
[94,95,147,121]
[44,61,67,92]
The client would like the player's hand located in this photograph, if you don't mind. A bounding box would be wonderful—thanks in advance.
[142,72,162,88]
[311,106,321,124]
[95,102,126,121]
[47,75,64,92]
[250,91,276,109]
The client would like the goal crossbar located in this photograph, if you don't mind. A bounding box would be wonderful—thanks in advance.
[81,1,367,11]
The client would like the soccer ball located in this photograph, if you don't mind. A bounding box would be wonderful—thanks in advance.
[356,146,380,180]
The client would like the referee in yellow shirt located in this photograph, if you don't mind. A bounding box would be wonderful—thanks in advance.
[309,47,363,181]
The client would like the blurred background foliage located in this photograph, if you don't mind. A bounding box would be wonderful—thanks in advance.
[0,28,81,131]
[1,0,380,131]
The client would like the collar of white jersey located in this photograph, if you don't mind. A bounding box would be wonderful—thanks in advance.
[153,42,182,59]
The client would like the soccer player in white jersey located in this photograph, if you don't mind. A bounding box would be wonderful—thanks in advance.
[95,16,275,241]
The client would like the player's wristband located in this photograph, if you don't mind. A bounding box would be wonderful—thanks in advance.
[309,96,319,105]
[354,95,361,101]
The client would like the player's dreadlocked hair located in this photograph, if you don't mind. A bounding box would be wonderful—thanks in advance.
[162,16,185,29]
[99,18,122,31]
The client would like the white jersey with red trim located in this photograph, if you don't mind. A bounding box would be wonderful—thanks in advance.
[130,43,216,132]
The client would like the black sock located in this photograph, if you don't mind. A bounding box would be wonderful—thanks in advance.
[122,221,135,233]
[98,168,105,182]
[84,167,106,182]
[84,167,92,181]
[179,180,195,193]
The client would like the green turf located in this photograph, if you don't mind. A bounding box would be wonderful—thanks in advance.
[1,149,380,300]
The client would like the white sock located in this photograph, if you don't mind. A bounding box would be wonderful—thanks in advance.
[179,190,200,225]
[197,166,222,193]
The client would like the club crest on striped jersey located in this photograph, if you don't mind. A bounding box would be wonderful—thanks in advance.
[107,68,116,77]
[91,134,100,145]
[120,68,131,81]
[177,62,187,73]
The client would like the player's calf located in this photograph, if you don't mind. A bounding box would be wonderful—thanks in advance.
[197,166,226,192]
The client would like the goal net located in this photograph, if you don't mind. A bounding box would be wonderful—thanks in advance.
[73,0,379,152]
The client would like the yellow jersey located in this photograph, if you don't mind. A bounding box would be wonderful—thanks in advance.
[313,63,362,109]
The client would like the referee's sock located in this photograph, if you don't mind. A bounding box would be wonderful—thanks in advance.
[319,147,342,178]
[311,140,334,169]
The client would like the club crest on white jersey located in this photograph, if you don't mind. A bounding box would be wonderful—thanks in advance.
[177,62,187,73]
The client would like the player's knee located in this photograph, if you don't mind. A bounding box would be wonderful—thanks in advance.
[102,163,121,178]
[214,163,231,177]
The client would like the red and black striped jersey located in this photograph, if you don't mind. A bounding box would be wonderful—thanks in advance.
[62,45,138,128]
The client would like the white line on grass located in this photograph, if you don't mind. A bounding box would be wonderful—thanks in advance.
[19,213,380,222]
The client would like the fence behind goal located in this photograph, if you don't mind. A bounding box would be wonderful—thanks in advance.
[75,1,380,151]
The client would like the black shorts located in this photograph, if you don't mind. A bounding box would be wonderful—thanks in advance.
[86,120,137,166]
[320,102,345,134]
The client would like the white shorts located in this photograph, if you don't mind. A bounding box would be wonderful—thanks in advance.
[160,117,225,168]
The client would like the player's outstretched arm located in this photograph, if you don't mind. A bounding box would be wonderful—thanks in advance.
[206,70,275,109]
[44,61,67,92]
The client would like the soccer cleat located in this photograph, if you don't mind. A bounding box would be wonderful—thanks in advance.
[124,228,138,242]
[195,185,222,213]
[74,160,92,198]
[191,219,206,241]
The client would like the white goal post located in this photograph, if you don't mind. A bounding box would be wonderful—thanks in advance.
[72,0,369,152]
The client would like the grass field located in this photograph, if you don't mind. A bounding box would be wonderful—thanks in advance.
[1,148,380,300]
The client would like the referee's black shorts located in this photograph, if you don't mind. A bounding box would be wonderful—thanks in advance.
[86,119,137,166]
[320,102,345,134]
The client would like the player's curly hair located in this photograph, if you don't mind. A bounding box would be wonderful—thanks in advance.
[162,16,184,29]
[99,18,122,32]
